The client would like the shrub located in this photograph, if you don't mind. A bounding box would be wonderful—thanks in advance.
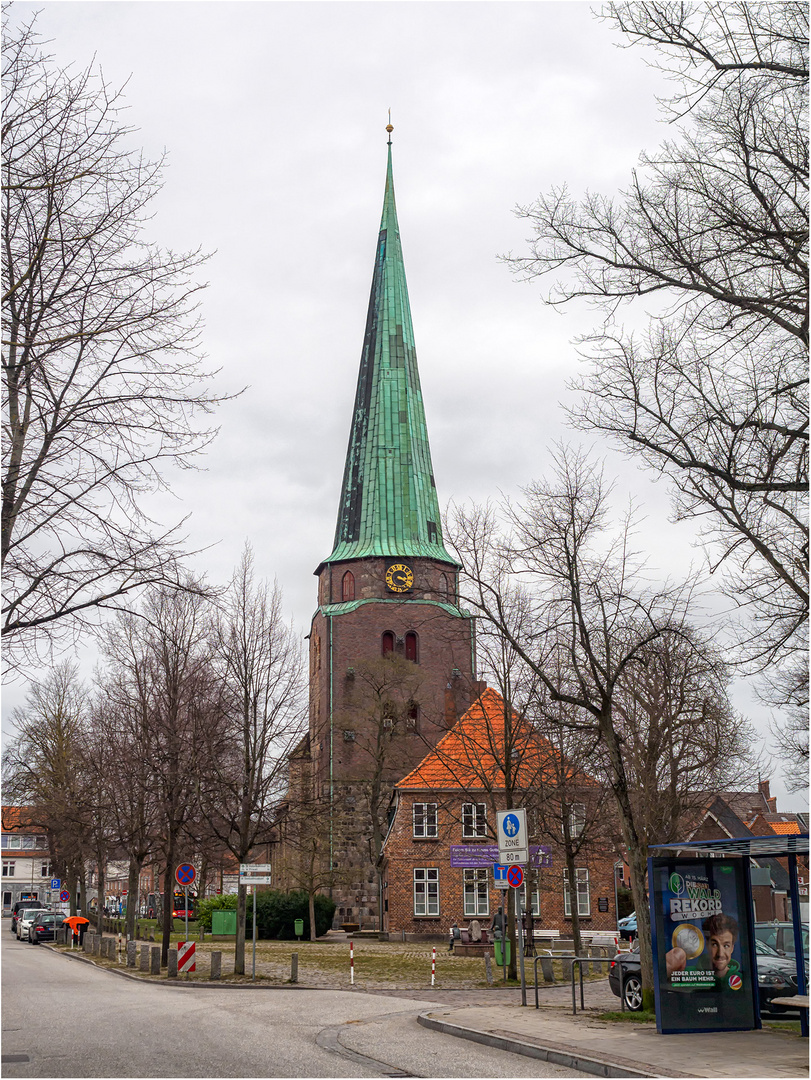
[247,890,335,939]
[195,893,238,931]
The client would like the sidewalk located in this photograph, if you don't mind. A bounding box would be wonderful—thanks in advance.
[418,1003,808,1079]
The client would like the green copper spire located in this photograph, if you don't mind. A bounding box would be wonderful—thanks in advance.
[325,134,457,567]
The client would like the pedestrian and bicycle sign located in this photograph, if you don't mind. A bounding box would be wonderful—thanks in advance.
[175,863,197,887]
[507,865,524,888]
[497,808,528,865]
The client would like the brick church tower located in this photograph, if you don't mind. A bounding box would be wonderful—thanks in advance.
[282,131,477,927]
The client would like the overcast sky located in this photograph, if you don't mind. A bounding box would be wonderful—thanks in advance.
[4,1,805,810]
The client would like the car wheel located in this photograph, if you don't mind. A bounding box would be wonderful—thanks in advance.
[623,974,643,1011]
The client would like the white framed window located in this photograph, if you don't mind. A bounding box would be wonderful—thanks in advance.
[563,803,586,839]
[563,868,591,916]
[413,803,438,839]
[518,884,541,917]
[2,860,15,877]
[40,862,51,878]
[413,868,439,915]
[462,802,487,838]
[463,869,489,916]
[7,836,21,849]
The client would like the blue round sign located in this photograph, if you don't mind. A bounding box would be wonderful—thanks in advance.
[502,813,521,838]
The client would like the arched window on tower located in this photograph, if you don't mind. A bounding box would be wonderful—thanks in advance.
[341,571,355,602]
[439,573,449,602]
[381,631,395,656]
[405,631,419,663]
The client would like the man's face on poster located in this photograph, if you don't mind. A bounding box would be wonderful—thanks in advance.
[709,930,735,975]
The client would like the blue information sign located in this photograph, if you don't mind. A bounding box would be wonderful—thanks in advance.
[50,878,61,890]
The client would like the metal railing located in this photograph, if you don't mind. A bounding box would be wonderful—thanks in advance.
[533,951,636,1015]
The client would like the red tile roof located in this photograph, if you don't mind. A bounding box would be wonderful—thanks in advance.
[397,687,595,791]
[767,821,802,835]
[1,806,46,833]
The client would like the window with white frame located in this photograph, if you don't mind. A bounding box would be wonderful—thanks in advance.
[40,862,51,878]
[2,860,15,877]
[563,868,591,916]
[412,803,438,839]
[518,883,541,917]
[413,868,439,915]
[563,803,586,839]
[6,836,21,849]
[462,802,487,838]
[463,869,490,916]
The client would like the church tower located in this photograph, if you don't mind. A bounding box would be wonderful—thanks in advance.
[305,130,477,926]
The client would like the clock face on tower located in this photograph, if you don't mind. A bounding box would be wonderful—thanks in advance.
[385,562,414,593]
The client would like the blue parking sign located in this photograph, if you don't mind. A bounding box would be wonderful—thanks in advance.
[50,878,61,890]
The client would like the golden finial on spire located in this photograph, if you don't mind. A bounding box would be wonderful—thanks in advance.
[386,108,393,142]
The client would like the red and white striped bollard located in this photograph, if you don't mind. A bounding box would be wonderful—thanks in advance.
[431,945,436,986]
[350,939,354,984]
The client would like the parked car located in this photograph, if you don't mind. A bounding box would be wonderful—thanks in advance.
[607,937,805,1014]
[16,907,51,942]
[617,911,637,942]
[755,921,809,961]
[28,912,67,945]
[10,900,47,934]
[608,940,643,1009]
[754,938,805,1013]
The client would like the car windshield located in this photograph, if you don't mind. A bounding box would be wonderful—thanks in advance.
[756,939,782,956]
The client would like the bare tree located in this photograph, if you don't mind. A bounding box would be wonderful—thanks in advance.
[2,661,93,916]
[2,15,230,671]
[448,446,699,1004]
[197,545,306,973]
[507,2,807,710]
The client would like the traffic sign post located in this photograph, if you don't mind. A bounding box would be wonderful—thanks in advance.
[493,864,510,889]
[497,809,528,865]
[175,865,196,941]
[239,865,272,981]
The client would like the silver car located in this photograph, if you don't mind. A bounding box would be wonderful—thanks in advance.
[17,907,51,941]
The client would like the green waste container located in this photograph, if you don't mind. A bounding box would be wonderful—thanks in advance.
[294,918,304,938]
[212,910,237,936]
[494,939,511,966]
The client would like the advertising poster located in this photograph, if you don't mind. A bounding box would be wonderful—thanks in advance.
[649,856,757,1034]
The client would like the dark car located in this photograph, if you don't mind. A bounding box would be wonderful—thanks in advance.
[28,912,67,945]
[10,900,47,934]
[755,921,809,961]
[608,941,643,1010]
[607,938,804,1014]
[754,938,805,1013]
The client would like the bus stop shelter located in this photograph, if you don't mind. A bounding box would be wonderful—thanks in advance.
[650,833,808,1037]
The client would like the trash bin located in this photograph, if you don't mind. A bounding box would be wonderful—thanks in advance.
[294,918,304,938]
[494,939,511,966]
[211,910,237,936]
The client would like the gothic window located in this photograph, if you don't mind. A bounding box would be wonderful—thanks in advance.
[381,631,395,656]
[439,573,449,601]
[341,571,355,602]
[405,631,418,663]
[406,701,420,730]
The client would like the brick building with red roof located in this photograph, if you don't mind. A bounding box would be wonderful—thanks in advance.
[379,687,620,940]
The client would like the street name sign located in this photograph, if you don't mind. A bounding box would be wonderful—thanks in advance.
[497,809,528,865]
[239,863,272,885]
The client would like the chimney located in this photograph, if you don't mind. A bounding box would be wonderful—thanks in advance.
[758,779,771,802]
[767,797,777,813]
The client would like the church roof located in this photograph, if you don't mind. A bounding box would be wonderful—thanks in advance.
[397,686,595,791]
[323,137,458,568]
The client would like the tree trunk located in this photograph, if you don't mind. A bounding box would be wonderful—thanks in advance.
[507,891,517,980]
[126,857,142,941]
[309,890,317,941]
[235,883,247,975]
[161,844,175,966]
[564,845,583,958]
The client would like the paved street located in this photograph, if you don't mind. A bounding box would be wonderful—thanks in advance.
[1,932,586,1078]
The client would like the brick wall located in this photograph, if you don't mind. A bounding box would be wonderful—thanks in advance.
[381,790,619,939]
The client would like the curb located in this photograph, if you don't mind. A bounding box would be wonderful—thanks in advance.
[417,1012,682,1079]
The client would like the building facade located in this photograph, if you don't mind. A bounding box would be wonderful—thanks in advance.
[1,808,53,915]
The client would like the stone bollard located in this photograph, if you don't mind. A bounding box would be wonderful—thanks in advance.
[140,944,150,972]
[168,948,178,978]
[290,953,298,984]
[541,956,555,983]
[83,932,91,954]
[127,941,137,968]
[91,934,100,956]
[562,957,573,981]
[210,951,222,980]
[484,953,493,985]
[56,927,66,945]
[107,938,116,960]
[150,946,161,975]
